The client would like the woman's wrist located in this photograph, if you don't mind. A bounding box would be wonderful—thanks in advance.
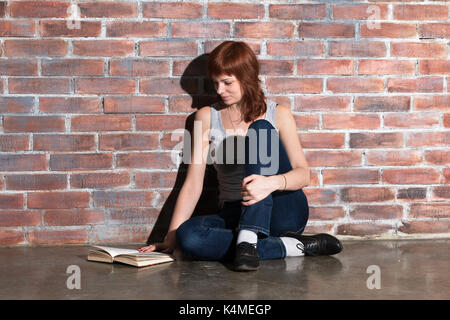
[269,175,286,192]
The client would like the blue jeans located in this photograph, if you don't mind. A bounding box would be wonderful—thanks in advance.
[176,119,309,261]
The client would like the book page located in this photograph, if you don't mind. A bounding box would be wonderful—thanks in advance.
[90,245,139,258]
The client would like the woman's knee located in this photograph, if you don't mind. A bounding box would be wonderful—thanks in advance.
[176,218,205,257]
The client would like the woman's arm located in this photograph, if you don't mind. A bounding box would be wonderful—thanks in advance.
[271,104,310,190]
[139,106,211,252]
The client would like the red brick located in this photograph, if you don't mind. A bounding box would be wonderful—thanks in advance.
[135,171,178,189]
[39,97,101,114]
[0,59,38,75]
[70,172,130,189]
[300,133,345,149]
[444,168,450,184]
[399,220,450,234]
[419,23,450,38]
[332,4,388,19]
[106,21,166,37]
[359,59,415,75]
[303,224,334,235]
[75,78,135,94]
[394,5,448,20]
[444,113,450,128]
[361,22,417,38]
[0,230,26,246]
[10,1,69,18]
[366,150,422,166]
[327,77,384,93]
[4,39,67,57]
[391,42,447,58]
[5,174,67,190]
[0,194,24,209]
[337,223,393,236]
[0,97,34,113]
[384,112,440,128]
[28,192,90,209]
[140,41,198,57]
[432,186,450,200]
[329,41,386,57]
[323,114,380,129]
[323,169,379,185]
[43,209,105,226]
[303,188,337,204]
[419,60,450,75]
[270,4,326,19]
[40,20,101,37]
[209,3,264,19]
[235,22,294,38]
[308,206,345,221]
[205,40,262,55]
[28,228,88,245]
[71,115,132,131]
[305,151,362,167]
[42,59,104,76]
[340,187,395,203]
[110,59,169,76]
[73,40,135,57]
[0,20,35,37]
[99,133,159,151]
[109,208,160,225]
[267,41,324,57]
[293,114,320,130]
[4,116,65,133]
[168,96,217,113]
[9,78,70,94]
[354,96,410,112]
[298,22,354,38]
[0,154,46,171]
[78,1,137,18]
[0,135,29,151]
[408,132,450,147]
[382,169,440,185]
[266,77,322,93]
[0,2,5,17]
[297,59,353,75]
[136,115,187,131]
[350,132,404,148]
[350,205,403,220]
[388,77,443,93]
[50,154,112,171]
[172,22,230,38]
[409,203,450,218]
[89,225,150,243]
[116,153,176,169]
[144,2,202,18]
[104,96,165,113]
[140,78,198,94]
[93,191,154,207]
[33,134,95,151]
[294,96,350,112]
[0,210,41,227]
[397,188,427,201]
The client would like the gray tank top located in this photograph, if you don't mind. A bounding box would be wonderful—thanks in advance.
[208,100,279,209]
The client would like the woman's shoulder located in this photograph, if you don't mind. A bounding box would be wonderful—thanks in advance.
[273,103,293,128]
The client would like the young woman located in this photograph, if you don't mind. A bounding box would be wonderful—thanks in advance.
[139,41,342,271]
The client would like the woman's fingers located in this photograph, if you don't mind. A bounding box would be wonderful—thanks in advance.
[138,244,156,252]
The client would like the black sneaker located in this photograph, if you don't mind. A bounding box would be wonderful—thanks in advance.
[281,232,343,256]
[232,242,259,271]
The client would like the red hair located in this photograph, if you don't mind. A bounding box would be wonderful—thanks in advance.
[207,41,267,123]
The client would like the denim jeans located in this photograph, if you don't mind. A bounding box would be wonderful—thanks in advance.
[176,119,309,261]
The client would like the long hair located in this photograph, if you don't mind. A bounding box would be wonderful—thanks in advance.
[206,41,266,123]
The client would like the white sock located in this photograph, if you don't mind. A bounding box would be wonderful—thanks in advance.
[280,237,305,257]
[236,230,258,246]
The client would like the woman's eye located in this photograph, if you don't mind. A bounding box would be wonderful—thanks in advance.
[225,82,232,85]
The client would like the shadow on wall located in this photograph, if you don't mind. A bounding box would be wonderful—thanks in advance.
[146,53,221,244]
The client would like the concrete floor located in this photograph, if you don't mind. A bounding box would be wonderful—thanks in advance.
[0,239,449,300]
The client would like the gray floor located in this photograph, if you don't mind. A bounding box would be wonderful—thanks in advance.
[0,239,449,300]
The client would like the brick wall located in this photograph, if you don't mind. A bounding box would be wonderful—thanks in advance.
[0,0,449,246]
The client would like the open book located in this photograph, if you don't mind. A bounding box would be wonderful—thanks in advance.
[87,245,175,268]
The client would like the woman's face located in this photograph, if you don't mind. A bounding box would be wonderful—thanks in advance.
[211,74,243,107]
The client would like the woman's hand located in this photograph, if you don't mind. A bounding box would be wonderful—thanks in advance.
[138,231,176,253]
[240,174,278,206]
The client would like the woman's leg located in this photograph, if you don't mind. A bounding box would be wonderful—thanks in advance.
[241,119,309,260]
[175,205,241,261]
